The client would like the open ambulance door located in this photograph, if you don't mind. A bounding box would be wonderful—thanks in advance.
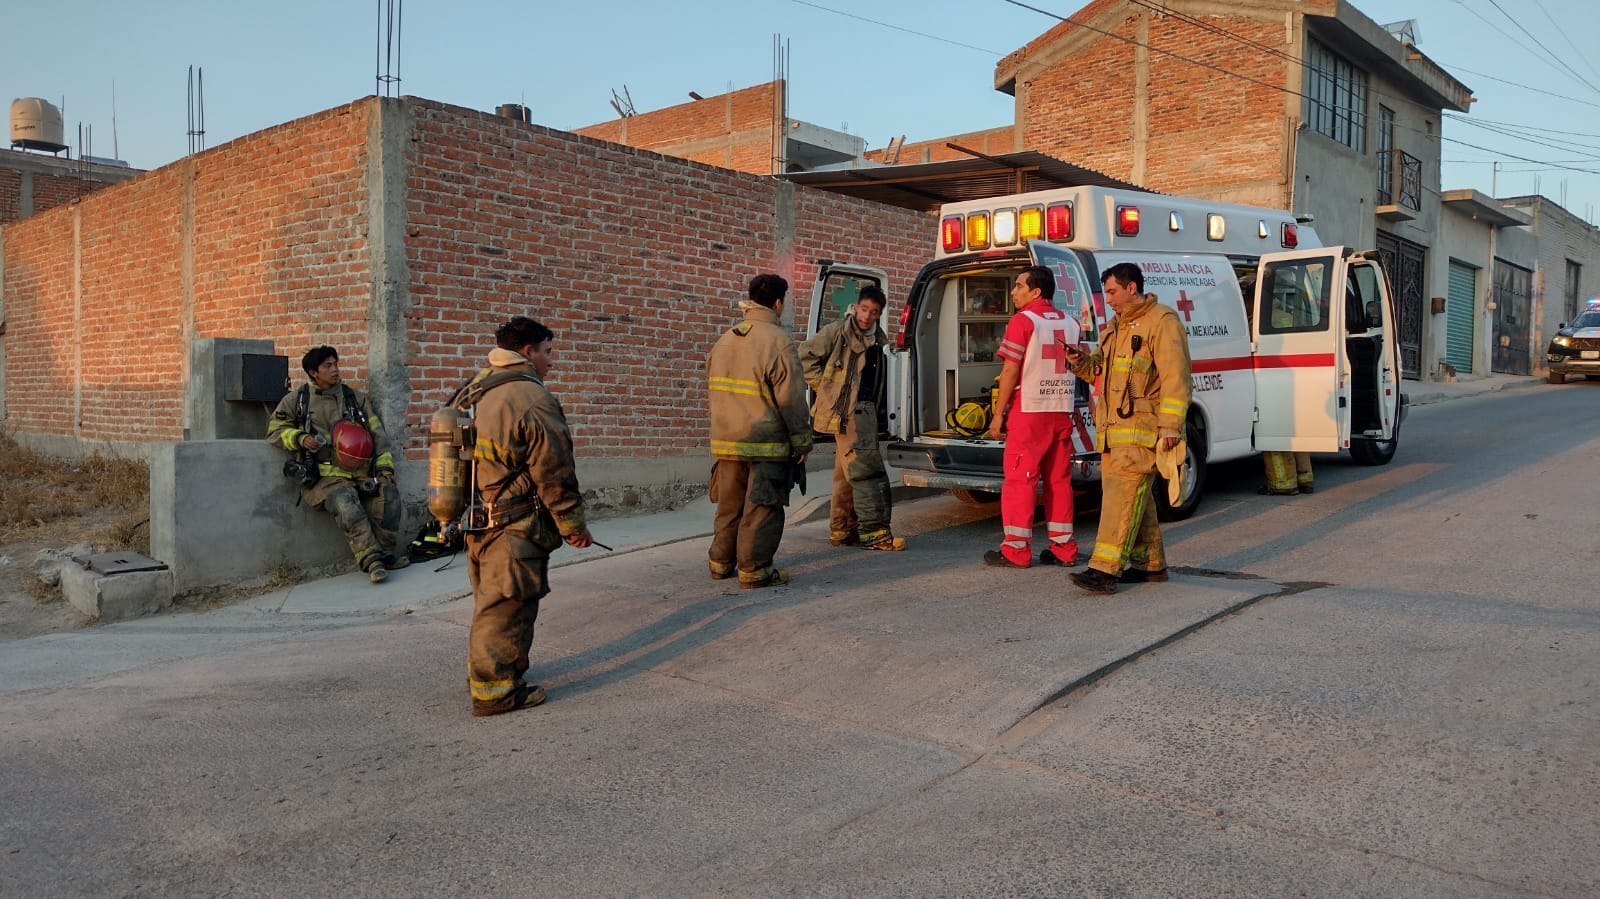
[805,262,907,439]
[1027,240,1101,453]
[1249,247,1349,453]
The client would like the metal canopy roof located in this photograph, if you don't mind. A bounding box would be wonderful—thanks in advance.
[783,149,1146,213]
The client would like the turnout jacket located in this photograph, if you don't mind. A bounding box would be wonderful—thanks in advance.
[267,382,394,479]
[467,348,586,535]
[1070,297,1192,451]
[707,302,813,461]
[799,309,887,434]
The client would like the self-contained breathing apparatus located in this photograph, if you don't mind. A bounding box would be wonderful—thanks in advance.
[282,383,372,488]
[425,370,543,543]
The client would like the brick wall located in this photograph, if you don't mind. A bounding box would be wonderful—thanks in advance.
[1,101,374,447]
[404,98,934,461]
[0,169,19,223]
[864,126,1017,165]
[0,156,129,226]
[574,82,780,174]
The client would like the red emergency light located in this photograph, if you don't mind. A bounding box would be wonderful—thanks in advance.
[1046,202,1073,241]
[1281,222,1299,248]
[1116,206,1141,236]
[941,216,964,252]
[895,301,913,349]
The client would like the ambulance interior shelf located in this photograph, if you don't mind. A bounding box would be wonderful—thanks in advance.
[954,275,1011,410]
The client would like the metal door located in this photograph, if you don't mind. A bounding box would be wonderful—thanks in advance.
[1375,231,1426,379]
[1491,259,1532,375]
[1445,260,1476,374]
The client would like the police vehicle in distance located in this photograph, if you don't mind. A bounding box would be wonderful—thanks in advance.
[1545,299,1600,384]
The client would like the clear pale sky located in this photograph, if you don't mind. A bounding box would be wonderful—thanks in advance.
[3,0,1598,221]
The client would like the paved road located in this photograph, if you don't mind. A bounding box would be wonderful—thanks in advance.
[2,381,1596,895]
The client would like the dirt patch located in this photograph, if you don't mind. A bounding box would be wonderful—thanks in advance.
[0,433,152,641]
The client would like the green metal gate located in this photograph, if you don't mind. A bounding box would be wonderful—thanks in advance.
[1446,261,1476,373]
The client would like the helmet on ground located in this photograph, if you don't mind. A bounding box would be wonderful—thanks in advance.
[332,419,375,471]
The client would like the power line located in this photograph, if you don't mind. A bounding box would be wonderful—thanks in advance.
[1436,61,1600,110]
[1530,0,1600,86]
[1478,0,1600,99]
[1443,115,1600,141]
[1450,117,1600,163]
[787,0,1002,56]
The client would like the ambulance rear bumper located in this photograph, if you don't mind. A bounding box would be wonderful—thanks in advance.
[887,439,1101,491]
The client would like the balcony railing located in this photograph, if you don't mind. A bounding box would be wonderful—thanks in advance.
[1377,148,1422,213]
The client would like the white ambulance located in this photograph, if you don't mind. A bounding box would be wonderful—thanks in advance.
[807,185,1406,520]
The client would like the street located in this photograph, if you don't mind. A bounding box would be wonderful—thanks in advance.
[2,382,1596,896]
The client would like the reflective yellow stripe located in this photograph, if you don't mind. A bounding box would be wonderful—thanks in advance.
[374,451,394,470]
[1090,544,1123,566]
[474,436,522,467]
[317,461,361,479]
[1158,399,1188,417]
[788,433,809,448]
[470,677,517,702]
[277,428,303,451]
[709,376,763,397]
[1104,426,1158,447]
[710,439,789,458]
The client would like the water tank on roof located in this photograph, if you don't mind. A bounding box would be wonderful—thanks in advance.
[10,98,67,152]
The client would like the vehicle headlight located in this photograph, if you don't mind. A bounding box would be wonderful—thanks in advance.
[1553,335,1573,347]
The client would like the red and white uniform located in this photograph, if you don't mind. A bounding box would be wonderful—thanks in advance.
[995,300,1081,566]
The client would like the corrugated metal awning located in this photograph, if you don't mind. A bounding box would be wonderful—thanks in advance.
[784,149,1146,212]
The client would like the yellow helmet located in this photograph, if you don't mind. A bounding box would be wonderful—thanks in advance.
[946,402,990,435]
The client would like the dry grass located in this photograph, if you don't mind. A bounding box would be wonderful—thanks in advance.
[0,432,150,552]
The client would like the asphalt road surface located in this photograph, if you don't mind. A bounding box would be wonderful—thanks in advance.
[2,383,1596,896]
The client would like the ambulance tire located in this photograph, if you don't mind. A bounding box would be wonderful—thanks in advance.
[950,489,1000,505]
[1349,417,1400,466]
[1155,421,1206,522]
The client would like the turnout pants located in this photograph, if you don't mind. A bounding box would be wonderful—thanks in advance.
[466,518,550,714]
[1088,444,1165,577]
[999,408,1077,567]
[305,476,399,571]
[831,401,894,543]
[1263,451,1314,492]
[709,460,789,584]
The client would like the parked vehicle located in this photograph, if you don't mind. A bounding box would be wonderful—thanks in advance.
[1544,299,1600,384]
[823,186,1406,520]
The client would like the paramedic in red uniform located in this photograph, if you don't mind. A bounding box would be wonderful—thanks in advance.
[984,265,1081,569]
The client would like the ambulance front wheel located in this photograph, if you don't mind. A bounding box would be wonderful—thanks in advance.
[1349,418,1400,466]
[1156,421,1206,522]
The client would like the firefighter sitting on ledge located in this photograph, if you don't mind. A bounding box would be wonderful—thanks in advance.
[267,345,405,584]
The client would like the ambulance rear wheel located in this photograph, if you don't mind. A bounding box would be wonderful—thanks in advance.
[1349,417,1400,466]
[950,489,1000,505]
[1156,421,1206,522]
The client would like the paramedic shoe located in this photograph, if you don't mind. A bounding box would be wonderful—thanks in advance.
[828,530,860,547]
[1256,485,1299,496]
[1118,567,1169,584]
[1298,484,1315,495]
[472,683,548,718]
[983,550,1029,569]
[862,535,907,552]
[1069,568,1119,595]
[1039,547,1079,567]
[740,568,791,589]
[367,564,388,585]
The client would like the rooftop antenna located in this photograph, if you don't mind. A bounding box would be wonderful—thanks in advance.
[375,0,403,97]
[187,65,206,154]
[112,80,119,161]
[609,85,636,118]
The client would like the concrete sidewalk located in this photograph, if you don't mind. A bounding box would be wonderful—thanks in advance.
[224,371,1539,620]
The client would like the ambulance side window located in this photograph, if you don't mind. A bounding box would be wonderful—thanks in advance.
[816,272,881,332]
[1350,264,1383,330]
[1259,258,1332,334]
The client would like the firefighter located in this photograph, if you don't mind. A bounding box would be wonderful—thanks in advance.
[1065,263,1192,594]
[983,265,1081,569]
[707,273,813,588]
[1260,451,1314,495]
[463,316,592,717]
[267,346,403,584]
[799,284,904,552]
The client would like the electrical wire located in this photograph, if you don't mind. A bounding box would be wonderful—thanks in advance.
[787,0,1002,56]
[1478,0,1600,99]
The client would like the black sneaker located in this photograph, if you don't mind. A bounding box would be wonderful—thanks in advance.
[1297,484,1315,495]
[1069,568,1118,595]
[1118,568,1169,583]
[983,550,1029,569]
[1038,548,1078,567]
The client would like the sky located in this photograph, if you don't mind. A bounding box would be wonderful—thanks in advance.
[3,0,1599,222]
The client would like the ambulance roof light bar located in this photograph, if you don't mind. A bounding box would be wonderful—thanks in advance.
[941,216,963,252]
[1046,202,1073,241]
[1116,206,1140,236]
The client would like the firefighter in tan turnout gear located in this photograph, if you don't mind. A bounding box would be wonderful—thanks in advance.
[1065,262,1192,595]
[267,346,404,584]
[460,316,592,717]
[707,274,813,588]
[799,284,905,552]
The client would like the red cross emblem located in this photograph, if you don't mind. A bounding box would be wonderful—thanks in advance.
[1040,330,1072,374]
[1175,289,1196,322]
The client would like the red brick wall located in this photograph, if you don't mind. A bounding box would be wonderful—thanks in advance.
[1,102,374,444]
[574,82,780,175]
[1016,4,1289,204]
[864,125,1017,165]
[404,98,934,459]
[0,169,19,223]
[0,165,120,226]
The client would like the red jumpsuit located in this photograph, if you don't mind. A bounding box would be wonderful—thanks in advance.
[995,299,1080,567]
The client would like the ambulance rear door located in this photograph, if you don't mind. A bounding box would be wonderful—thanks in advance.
[1250,247,1349,452]
[1027,240,1101,454]
[805,262,907,439]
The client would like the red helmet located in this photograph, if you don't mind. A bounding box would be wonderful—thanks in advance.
[332,420,375,471]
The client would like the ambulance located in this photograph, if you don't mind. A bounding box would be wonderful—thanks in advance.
[806,185,1406,520]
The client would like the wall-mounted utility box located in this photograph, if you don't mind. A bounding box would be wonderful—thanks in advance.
[223,353,289,403]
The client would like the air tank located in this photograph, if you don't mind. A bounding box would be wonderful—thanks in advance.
[9,98,67,152]
[426,406,471,530]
